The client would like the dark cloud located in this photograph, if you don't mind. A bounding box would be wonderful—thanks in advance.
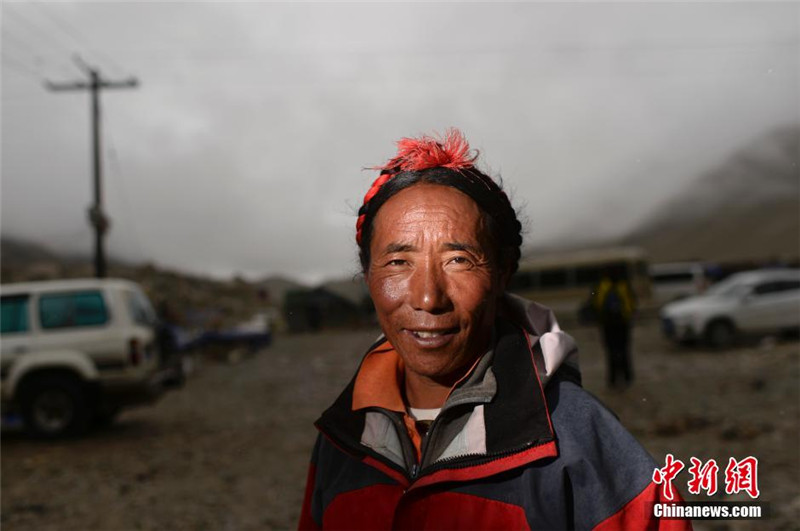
[2,2,797,281]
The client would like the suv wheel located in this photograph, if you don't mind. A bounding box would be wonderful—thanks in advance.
[19,374,90,438]
[705,320,736,349]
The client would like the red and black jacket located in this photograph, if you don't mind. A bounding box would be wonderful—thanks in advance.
[299,310,692,530]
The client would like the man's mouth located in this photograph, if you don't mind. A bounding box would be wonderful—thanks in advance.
[413,331,442,339]
[407,328,459,339]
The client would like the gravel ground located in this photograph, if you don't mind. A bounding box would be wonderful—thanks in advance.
[2,318,798,531]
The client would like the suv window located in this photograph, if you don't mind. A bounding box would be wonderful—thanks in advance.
[125,290,157,326]
[754,280,800,296]
[39,291,109,329]
[1,295,30,334]
[779,280,800,292]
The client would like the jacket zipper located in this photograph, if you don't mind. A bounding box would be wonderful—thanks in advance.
[414,404,553,481]
[417,412,444,470]
[319,407,553,486]
[417,398,488,469]
[419,438,551,476]
[379,407,419,475]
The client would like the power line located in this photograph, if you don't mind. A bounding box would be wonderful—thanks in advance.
[29,0,129,77]
[3,4,127,80]
[2,25,77,79]
[1,52,43,83]
[1,26,41,57]
[2,5,75,59]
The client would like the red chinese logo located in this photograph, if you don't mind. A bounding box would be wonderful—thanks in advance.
[652,453,685,501]
[654,455,761,501]
[687,457,719,496]
[724,456,760,499]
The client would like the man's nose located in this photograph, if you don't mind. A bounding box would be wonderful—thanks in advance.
[409,261,452,314]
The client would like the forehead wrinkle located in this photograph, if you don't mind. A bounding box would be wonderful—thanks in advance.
[379,218,484,250]
[389,204,483,237]
[370,183,492,257]
[382,243,415,254]
[380,240,484,257]
[442,242,483,254]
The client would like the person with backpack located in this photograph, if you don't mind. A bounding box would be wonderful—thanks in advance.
[593,266,637,388]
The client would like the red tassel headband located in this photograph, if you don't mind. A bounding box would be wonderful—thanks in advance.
[356,128,478,245]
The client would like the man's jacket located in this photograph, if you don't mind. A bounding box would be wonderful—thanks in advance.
[299,294,691,530]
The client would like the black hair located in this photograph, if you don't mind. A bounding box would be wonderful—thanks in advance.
[357,167,523,276]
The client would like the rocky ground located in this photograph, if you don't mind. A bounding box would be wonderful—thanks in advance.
[2,318,798,531]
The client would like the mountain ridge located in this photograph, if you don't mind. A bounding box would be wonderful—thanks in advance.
[4,125,798,283]
[619,125,799,262]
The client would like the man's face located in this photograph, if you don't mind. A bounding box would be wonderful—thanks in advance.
[366,183,505,386]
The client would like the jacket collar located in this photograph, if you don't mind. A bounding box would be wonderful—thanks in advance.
[315,307,565,487]
[501,292,582,387]
[351,340,406,413]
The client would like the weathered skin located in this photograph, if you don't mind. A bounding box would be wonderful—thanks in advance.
[365,183,507,408]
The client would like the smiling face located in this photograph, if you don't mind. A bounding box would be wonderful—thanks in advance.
[366,183,507,395]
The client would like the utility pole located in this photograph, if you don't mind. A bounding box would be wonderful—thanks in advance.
[46,57,138,278]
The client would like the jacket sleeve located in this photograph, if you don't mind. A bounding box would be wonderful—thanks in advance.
[297,436,322,531]
[547,380,693,531]
[593,482,693,531]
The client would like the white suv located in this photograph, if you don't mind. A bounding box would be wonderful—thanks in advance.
[1,278,179,437]
[660,269,800,347]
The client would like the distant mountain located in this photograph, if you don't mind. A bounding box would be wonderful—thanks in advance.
[1,237,62,268]
[255,275,307,307]
[0,237,286,328]
[321,276,370,306]
[620,125,799,263]
[0,237,88,281]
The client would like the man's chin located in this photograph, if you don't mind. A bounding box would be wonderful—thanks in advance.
[402,354,475,386]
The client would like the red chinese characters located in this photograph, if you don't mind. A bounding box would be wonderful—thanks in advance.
[652,453,685,501]
[724,456,760,499]
[654,454,761,501]
[687,457,719,496]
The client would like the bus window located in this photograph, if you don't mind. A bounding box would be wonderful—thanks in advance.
[575,266,601,286]
[508,272,533,291]
[540,269,567,289]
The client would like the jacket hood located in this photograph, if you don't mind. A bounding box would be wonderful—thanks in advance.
[501,292,581,387]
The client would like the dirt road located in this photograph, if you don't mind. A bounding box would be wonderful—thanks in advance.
[2,320,798,530]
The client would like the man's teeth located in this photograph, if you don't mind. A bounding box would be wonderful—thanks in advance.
[414,331,444,338]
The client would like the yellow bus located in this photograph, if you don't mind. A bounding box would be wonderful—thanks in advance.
[508,246,652,321]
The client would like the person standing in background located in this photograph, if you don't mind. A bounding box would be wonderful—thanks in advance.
[593,266,636,389]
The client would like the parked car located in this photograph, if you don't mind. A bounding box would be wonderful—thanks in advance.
[1,278,182,437]
[660,269,800,347]
[650,261,708,304]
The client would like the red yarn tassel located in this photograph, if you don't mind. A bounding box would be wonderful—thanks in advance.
[376,128,476,173]
[358,128,477,245]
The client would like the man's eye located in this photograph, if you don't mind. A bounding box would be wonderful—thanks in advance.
[449,256,473,267]
[387,259,407,266]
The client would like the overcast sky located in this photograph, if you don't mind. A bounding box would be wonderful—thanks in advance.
[2,2,798,283]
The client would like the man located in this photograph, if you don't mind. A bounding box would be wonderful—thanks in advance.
[299,130,690,530]
[593,266,636,389]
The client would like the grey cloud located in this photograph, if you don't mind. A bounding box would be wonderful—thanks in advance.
[2,2,797,282]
